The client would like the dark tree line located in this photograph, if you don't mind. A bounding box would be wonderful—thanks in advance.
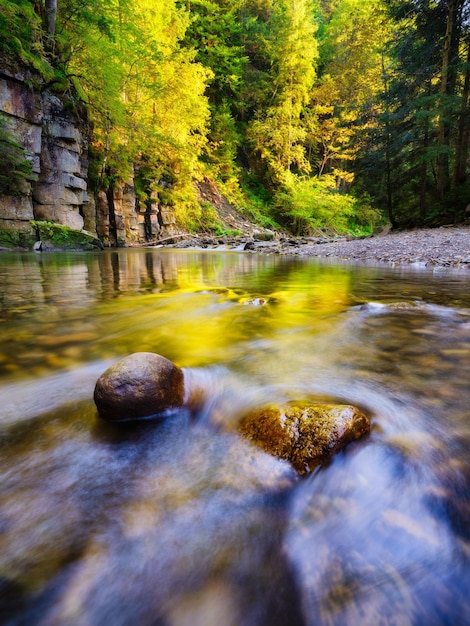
[357,0,470,227]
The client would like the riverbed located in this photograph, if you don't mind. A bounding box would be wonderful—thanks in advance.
[1,248,469,625]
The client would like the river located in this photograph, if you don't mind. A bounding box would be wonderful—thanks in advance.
[0,248,469,626]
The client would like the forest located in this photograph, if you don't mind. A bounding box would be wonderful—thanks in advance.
[1,0,470,235]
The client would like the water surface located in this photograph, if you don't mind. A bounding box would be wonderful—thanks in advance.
[1,249,469,625]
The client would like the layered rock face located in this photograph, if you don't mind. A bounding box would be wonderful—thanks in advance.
[93,183,179,246]
[0,68,40,236]
[33,91,88,230]
[0,67,88,236]
[0,66,190,247]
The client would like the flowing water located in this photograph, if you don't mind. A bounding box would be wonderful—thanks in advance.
[0,248,469,626]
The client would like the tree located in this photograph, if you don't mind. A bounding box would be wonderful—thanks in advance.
[56,0,211,227]
[313,0,391,186]
[247,0,318,183]
[453,33,470,190]
[44,0,57,36]
[436,0,466,202]
[363,0,470,227]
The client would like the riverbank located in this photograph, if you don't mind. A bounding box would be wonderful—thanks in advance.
[285,225,470,269]
[166,225,470,269]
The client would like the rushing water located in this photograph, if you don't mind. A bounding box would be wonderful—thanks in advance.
[1,248,469,626]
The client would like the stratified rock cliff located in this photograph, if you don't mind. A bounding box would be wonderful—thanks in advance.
[0,64,180,248]
[0,64,225,249]
[0,65,89,241]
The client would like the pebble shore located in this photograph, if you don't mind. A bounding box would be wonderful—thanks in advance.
[286,225,470,269]
[167,225,470,269]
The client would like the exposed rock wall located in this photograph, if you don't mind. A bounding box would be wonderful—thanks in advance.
[0,67,89,237]
[0,68,40,235]
[32,91,88,231]
[95,180,179,246]
[0,66,184,247]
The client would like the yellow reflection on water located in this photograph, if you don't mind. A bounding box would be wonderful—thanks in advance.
[0,250,354,378]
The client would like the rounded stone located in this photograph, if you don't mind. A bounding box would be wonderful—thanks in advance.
[94,352,185,422]
[239,402,370,474]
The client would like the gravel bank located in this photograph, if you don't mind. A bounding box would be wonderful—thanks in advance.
[277,226,470,269]
[163,225,470,269]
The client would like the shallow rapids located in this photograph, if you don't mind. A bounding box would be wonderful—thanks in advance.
[0,249,469,625]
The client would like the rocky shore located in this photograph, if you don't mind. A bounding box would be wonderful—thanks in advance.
[166,225,470,269]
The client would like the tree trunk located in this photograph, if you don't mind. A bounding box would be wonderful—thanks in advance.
[436,0,461,202]
[381,54,396,228]
[106,183,118,248]
[419,127,429,224]
[453,38,470,192]
[44,0,57,37]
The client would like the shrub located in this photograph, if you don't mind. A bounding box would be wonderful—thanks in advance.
[273,174,381,235]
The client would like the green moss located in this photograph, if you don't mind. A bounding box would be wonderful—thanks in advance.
[214,227,242,237]
[0,0,54,80]
[0,228,36,249]
[30,221,103,251]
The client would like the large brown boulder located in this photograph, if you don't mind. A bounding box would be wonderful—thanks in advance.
[94,352,185,422]
[239,402,370,474]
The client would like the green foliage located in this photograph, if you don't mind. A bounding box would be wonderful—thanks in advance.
[4,0,468,238]
[273,173,381,235]
[203,101,242,186]
[214,227,242,237]
[239,178,280,230]
[357,0,470,227]
[179,0,246,103]
[58,0,211,197]
[0,0,53,77]
[247,0,318,183]
[0,115,34,195]
[177,200,222,233]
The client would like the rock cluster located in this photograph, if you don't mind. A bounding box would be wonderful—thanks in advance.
[94,352,370,473]
[283,225,470,269]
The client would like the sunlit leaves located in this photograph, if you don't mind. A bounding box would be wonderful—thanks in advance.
[313,0,392,183]
[272,173,379,235]
[59,0,211,206]
[247,0,318,179]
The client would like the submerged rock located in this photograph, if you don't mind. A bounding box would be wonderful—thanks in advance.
[239,402,370,474]
[94,352,185,421]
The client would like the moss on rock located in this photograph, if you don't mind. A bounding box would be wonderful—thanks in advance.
[31,221,103,251]
[0,227,37,249]
[239,402,370,474]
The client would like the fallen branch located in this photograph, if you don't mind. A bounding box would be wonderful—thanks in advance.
[138,233,197,247]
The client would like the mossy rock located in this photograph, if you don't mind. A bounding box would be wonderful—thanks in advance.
[239,402,370,474]
[31,221,103,251]
[0,227,37,250]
